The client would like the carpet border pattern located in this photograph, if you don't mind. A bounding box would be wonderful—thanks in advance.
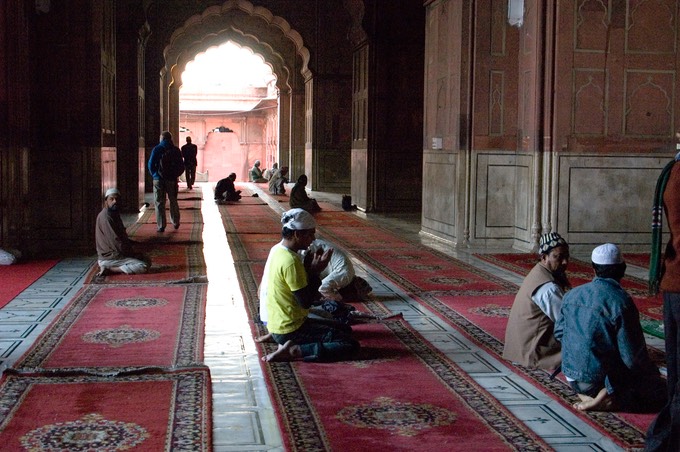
[11,284,207,374]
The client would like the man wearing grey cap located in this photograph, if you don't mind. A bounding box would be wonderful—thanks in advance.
[503,232,571,371]
[555,243,666,412]
[94,188,150,277]
[260,208,360,362]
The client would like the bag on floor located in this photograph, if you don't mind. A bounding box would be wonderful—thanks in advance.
[342,195,352,210]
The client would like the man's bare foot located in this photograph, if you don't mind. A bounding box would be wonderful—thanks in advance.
[573,388,617,411]
[97,267,109,277]
[262,340,302,362]
[255,332,274,343]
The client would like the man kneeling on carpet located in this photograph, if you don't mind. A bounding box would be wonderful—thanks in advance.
[260,208,360,362]
[257,238,387,342]
[554,243,666,412]
[503,232,571,372]
[95,188,150,276]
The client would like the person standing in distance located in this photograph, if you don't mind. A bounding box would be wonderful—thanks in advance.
[147,131,183,232]
[181,136,198,190]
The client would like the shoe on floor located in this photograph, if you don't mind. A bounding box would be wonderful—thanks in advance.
[173,223,180,230]
[157,227,165,232]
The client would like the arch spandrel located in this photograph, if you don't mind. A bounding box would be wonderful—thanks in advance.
[162,0,310,87]
[172,30,292,93]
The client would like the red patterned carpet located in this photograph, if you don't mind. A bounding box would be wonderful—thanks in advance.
[352,247,517,295]
[0,368,211,451]
[220,202,551,451]
[87,242,205,284]
[218,203,283,234]
[0,260,59,309]
[227,233,281,262]
[318,224,416,249]
[12,284,206,373]
[262,312,551,451]
[139,207,203,223]
[128,211,204,244]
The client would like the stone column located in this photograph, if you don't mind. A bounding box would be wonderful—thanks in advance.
[116,18,148,212]
[290,88,306,181]
[278,90,291,172]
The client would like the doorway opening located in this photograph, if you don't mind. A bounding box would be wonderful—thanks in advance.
[179,41,279,183]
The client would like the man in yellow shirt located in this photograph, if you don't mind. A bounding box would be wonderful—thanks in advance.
[261,208,360,362]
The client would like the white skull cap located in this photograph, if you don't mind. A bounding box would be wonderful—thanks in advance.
[591,243,624,265]
[281,208,316,230]
[104,188,120,198]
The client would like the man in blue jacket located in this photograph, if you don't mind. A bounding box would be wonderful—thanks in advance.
[555,243,666,412]
[147,131,183,232]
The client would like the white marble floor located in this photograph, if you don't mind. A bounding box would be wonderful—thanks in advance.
[0,183,662,451]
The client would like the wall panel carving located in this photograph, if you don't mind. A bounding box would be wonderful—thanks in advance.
[490,0,506,56]
[624,70,674,137]
[557,154,672,250]
[422,151,457,239]
[626,0,675,54]
[572,68,607,135]
[574,0,608,53]
[472,152,532,246]
[489,71,504,135]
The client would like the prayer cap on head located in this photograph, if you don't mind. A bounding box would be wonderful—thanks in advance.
[281,208,316,230]
[591,243,624,265]
[538,232,567,255]
[104,188,120,198]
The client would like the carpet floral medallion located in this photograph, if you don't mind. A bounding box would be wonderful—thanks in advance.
[11,284,206,374]
[0,368,211,451]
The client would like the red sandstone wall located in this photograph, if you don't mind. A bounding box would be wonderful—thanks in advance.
[179,113,273,182]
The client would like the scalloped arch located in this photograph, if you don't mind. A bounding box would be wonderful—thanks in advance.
[163,0,309,90]
[173,29,291,92]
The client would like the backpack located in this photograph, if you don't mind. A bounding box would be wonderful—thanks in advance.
[158,146,184,180]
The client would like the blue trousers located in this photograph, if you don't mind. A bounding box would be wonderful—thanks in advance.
[272,319,359,362]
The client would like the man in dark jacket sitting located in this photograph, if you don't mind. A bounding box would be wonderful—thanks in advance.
[214,173,242,203]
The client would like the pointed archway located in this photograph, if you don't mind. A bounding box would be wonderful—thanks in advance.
[178,41,279,183]
[160,0,311,181]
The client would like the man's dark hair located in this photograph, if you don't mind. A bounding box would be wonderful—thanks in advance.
[592,262,626,281]
[282,226,296,239]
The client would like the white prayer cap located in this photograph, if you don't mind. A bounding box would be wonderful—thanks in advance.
[281,208,316,230]
[591,243,624,265]
[104,188,120,198]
